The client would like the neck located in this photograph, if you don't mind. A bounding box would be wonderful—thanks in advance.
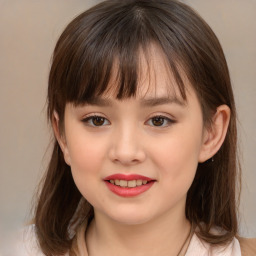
[86,206,191,256]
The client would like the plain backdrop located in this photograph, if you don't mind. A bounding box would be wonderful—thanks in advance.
[0,0,255,252]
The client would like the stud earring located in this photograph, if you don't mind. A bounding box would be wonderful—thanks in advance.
[205,157,214,164]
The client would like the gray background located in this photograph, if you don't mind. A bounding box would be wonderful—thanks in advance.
[0,0,255,251]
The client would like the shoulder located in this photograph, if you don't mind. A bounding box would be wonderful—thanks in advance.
[10,225,45,256]
[13,225,70,256]
[237,237,256,256]
[186,229,241,256]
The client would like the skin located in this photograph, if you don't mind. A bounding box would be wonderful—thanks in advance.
[54,45,230,256]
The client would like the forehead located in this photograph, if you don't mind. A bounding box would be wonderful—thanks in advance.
[103,44,189,101]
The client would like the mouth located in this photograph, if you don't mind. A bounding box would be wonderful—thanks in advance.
[107,179,152,187]
[103,174,156,197]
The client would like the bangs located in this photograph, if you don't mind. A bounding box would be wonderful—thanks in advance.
[49,0,189,111]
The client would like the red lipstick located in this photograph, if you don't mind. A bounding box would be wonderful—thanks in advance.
[103,173,155,197]
[104,174,153,181]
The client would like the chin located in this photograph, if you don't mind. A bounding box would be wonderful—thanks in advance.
[106,208,154,226]
[113,217,152,226]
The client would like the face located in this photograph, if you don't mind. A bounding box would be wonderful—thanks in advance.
[58,46,207,226]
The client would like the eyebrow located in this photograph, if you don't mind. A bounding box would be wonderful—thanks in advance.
[82,96,186,107]
[140,97,186,107]
[83,98,114,107]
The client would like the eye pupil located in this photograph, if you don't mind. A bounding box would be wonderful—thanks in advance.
[92,117,105,126]
[152,117,164,126]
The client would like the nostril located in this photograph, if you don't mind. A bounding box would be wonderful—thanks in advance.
[108,135,146,164]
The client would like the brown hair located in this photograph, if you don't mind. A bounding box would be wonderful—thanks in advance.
[34,0,240,255]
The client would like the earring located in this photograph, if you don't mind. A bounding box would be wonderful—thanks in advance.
[205,157,214,164]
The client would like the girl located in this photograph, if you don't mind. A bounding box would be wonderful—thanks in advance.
[21,0,255,255]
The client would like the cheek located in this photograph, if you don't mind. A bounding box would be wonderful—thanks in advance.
[66,134,109,204]
[66,132,108,176]
[151,125,203,188]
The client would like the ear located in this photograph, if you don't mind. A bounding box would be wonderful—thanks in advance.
[198,105,231,163]
[52,111,71,166]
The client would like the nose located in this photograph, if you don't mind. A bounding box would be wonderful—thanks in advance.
[108,125,146,166]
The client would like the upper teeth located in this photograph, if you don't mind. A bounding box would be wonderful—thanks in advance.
[109,179,148,187]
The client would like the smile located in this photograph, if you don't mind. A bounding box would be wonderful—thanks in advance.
[104,174,156,197]
[109,179,148,187]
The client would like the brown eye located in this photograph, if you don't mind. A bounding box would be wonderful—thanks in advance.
[82,115,110,127]
[92,116,105,126]
[146,115,175,127]
[152,116,165,126]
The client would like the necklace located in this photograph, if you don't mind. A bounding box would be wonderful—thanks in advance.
[79,220,195,256]
[176,222,194,256]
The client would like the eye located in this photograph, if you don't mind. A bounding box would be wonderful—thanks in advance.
[146,115,175,127]
[82,115,110,127]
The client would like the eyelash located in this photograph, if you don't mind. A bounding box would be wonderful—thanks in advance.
[82,115,175,127]
[82,115,110,127]
[146,115,175,127]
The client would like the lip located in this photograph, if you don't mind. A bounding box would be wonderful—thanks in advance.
[103,173,156,197]
[104,173,153,181]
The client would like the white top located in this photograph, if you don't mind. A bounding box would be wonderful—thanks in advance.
[186,232,241,256]
[12,224,241,256]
